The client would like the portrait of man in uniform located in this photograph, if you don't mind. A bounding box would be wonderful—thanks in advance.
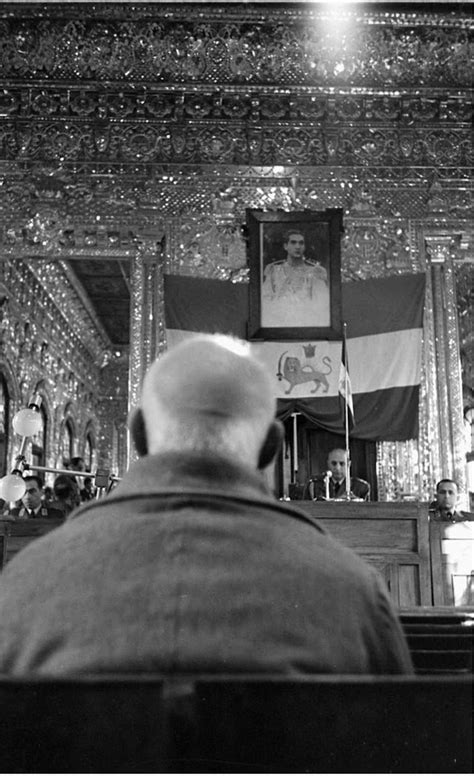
[261,228,330,328]
[247,209,343,341]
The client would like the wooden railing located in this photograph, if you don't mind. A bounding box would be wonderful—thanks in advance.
[1,504,473,611]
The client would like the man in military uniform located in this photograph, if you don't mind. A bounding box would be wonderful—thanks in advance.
[429,479,474,523]
[305,447,370,501]
[262,229,329,327]
[7,475,64,520]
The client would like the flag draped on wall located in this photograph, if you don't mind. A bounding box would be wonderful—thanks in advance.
[164,273,426,441]
[338,328,354,431]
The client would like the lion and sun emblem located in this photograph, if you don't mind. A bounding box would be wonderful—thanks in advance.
[276,343,332,395]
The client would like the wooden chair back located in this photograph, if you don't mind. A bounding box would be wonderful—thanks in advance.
[0,675,471,773]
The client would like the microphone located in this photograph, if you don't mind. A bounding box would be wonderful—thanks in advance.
[324,470,332,500]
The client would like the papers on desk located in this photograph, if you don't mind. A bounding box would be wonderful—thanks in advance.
[441,522,474,606]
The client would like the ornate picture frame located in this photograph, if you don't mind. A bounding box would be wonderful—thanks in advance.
[247,209,343,341]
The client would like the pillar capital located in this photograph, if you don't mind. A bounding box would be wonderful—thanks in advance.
[134,229,165,262]
[424,234,459,264]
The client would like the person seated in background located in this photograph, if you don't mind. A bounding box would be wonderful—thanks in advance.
[41,485,54,504]
[68,456,86,488]
[305,447,370,501]
[429,479,474,523]
[70,456,86,473]
[50,474,81,518]
[80,476,96,502]
[0,334,412,675]
[7,475,64,520]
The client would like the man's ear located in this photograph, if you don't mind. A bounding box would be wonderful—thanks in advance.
[258,419,284,470]
[129,408,148,457]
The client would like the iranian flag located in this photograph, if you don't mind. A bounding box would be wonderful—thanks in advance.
[164,273,425,441]
[338,327,354,431]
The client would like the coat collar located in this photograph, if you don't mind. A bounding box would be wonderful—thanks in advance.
[70,450,327,534]
[108,451,274,503]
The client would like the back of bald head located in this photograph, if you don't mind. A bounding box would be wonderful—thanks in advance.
[136,334,279,467]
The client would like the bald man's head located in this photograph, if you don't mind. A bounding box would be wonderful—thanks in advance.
[130,335,282,469]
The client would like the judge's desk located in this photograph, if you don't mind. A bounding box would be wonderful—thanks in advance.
[279,498,474,609]
[1,501,473,610]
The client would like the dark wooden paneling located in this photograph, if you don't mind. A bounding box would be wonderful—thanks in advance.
[0,519,63,567]
[0,530,5,569]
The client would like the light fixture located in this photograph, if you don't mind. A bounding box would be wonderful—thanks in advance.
[0,470,26,502]
[0,394,42,503]
[12,407,42,438]
[12,393,42,438]
[0,393,122,506]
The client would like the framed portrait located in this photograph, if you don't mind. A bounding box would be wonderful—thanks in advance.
[247,209,343,341]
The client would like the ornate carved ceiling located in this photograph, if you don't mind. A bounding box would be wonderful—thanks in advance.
[0,2,472,379]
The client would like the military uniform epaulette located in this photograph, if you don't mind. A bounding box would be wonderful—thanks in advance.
[7,505,64,519]
[265,259,323,267]
[429,505,474,523]
[352,476,369,486]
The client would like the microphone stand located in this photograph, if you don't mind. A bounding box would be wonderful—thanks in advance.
[324,471,332,500]
[343,322,351,501]
[290,411,301,498]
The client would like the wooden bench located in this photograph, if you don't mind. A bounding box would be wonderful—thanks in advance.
[400,609,474,674]
[0,675,471,773]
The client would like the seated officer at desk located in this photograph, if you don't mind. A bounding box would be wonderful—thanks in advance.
[428,478,474,523]
[6,475,63,520]
[305,447,370,501]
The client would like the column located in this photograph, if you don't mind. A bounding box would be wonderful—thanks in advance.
[128,233,166,464]
[424,234,466,499]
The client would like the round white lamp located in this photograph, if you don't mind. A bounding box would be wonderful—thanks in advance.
[0,472,26,502]
[12,407,42,438]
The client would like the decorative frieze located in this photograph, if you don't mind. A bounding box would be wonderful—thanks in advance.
[1,87,472,126]
[0,120,471,168]
[0,8,471,86]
